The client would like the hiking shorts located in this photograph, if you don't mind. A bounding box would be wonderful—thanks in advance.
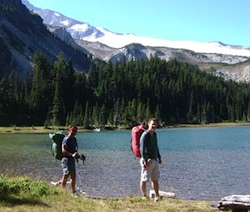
[61,157,76,175]
[140,158,160,182]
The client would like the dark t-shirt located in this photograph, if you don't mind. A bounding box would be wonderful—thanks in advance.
[62,135,78,155]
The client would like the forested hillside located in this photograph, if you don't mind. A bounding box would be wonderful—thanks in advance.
[1,52,250,128]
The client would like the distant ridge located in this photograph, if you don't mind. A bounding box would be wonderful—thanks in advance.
[22,0,250,57]
[20,0,250,83]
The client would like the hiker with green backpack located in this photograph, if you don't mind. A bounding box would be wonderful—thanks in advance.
[61,125,85,194]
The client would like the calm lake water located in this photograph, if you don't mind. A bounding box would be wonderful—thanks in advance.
[1,125,250,201]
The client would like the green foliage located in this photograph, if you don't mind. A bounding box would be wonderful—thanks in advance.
[0,176,215,212]
[106,198,122,210]
[1,52,250,128]
[0,175,54,198]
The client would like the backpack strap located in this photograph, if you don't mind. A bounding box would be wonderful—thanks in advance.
[145,131,150,147]
[51,143,54,156]
[141,131,150,160]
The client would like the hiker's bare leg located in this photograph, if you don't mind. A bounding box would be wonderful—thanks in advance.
[61,174,69,188]
[151,180,159,196]
[140,181,147,196]
[70,172,76,192]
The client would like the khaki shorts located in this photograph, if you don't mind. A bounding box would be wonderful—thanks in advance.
[140,158,160,182]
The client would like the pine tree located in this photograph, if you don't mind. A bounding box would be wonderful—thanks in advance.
[51,69,65,126]
[83,101,90,128]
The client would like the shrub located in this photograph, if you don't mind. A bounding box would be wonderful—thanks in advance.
[0,174,53,198]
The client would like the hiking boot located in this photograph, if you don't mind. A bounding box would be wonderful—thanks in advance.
[71,191,80,198]
[154,196,161,202]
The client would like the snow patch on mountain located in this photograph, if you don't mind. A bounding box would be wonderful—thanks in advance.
[71,24,92,32]
[22,0,250,58]
[84,30,250,57]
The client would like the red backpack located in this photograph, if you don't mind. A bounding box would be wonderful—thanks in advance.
[131,124,147,158]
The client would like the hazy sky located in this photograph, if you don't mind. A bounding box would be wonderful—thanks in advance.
[26,0,250,47]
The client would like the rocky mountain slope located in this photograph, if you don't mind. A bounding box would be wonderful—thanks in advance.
[0,0,92,79]
[21,0,250,82]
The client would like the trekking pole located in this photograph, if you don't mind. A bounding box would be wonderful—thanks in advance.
[75,156,86,195]
[77,159,82,187]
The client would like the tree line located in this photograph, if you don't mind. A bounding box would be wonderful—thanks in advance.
[1,51,250,128]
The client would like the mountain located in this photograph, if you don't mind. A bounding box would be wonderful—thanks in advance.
[22,0,250,58]
[14,0,250,82]
[21,0,250,83]
[0,0,91,79]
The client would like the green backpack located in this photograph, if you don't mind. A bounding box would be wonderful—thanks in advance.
[49,131,65,160]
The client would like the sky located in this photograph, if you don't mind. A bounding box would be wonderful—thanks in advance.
[26,0,250,47]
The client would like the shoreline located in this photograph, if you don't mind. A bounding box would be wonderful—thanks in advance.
[172,122,250,128]
[1,124,245,209]
[0,122,250,134]
[0,126,89,134]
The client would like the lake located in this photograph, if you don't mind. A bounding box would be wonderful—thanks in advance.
[1,125,250,201]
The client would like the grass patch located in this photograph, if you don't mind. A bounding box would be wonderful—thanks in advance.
[0,175,218,212]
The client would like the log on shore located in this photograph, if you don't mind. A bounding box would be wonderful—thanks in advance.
[218,195,250,211]
[149,190,176,198]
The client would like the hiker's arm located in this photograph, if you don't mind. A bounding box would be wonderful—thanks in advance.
[158,154,162,164]
[62,144,78,158]
[157,145,162,164]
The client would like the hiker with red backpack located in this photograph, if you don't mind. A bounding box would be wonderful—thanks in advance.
[139,118,162,202]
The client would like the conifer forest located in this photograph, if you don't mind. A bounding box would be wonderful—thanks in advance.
[1,52,250,128]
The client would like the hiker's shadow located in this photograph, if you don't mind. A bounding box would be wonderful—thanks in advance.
[1,195,50,208]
